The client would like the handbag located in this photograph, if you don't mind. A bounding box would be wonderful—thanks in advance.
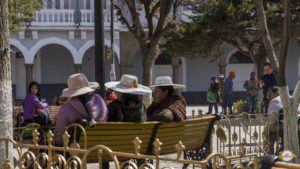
[207,90,217,103]
[33,107,51,125]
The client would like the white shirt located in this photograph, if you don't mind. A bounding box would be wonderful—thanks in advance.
[267,96,283,125]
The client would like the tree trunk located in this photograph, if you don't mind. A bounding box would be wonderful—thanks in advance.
[255,0,299,155]
[0,0,13,165]
[279,86,300,156]
[218,63,227,76]
[141,44,159,86]
[277,0,299,156]
[254,0,279,72]
[139,44,158,108]
[253,54,267,78]
[142,57,154,86]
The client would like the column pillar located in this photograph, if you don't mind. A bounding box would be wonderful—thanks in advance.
[218,63,227,76]
[90,0,94,10]
[52,0,56,9]
[60,0,64,9]
[172,57,181,83]
[120,64,132,75]
[74,64,82,73]
[68,0,71,9]
[25,64,34,88]
[43,0,47,9]
[172,57,181,95]
[83,0,86,9]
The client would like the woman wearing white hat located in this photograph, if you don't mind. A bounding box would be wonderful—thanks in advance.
[147,76,186,122]
[105,74,152,122]
[54,73,108,144]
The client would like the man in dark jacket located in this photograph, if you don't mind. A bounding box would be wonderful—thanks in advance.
[261,63,277,113]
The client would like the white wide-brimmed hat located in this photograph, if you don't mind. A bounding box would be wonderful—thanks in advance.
[149,76,185,89]
[105,74,152,95]
[61,73,99,98]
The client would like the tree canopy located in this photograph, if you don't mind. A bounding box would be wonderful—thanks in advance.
[8,0,41,32]
[162,0,300,60]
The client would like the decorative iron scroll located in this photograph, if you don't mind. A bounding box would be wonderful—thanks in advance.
[1,133,259,169]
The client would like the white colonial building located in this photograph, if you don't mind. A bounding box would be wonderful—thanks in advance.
[10,0,300,104]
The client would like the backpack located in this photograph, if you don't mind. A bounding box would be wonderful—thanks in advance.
[32,108,51,125]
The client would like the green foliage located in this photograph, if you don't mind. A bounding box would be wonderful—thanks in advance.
[8,0,42,32]
[163,0,257,57]
[162,0,300,58]
[233,100,247,114]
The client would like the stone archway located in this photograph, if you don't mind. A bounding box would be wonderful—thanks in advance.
[33,44,75,102]
[132,52,187,87]
[10,46,26,99]
[28,37,78,64]
[226,50,256,91]
[81,46,120,82]
[153,53,173,83]
[78,39,121,64]
[132,50,143,81]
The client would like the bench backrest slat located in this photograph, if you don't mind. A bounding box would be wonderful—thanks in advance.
[156,116,214,155]
[78,116,216,162]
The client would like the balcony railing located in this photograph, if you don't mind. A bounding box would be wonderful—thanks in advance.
[31,9,123,27]
[30,8,191,27]
[32,9,75,26]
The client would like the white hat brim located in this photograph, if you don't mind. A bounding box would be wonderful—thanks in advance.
[61,82,99,98]
[149,84,186,90]
[105,81,152,95]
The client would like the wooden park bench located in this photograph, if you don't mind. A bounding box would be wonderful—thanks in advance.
[272,161,300,169]
[72,115,217,163]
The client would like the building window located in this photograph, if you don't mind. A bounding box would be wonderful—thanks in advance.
[56,0,60,9]
[86,0,91,9]
[155,53,172,65]
[47,0,52,9]
[228,51,253,64]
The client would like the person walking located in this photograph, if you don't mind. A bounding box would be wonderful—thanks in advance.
[244,72,259,113]
[207,77,219,115]
[223,71,235,115]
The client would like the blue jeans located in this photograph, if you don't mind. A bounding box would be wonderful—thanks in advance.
[247,95,258,113]
[223,94,233,115]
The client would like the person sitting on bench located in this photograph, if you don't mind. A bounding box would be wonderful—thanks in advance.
[54,73,107,145]
[147,76,187,122]
[23,81,49,125]
[267,86,283,154]
[105,74,152,123]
